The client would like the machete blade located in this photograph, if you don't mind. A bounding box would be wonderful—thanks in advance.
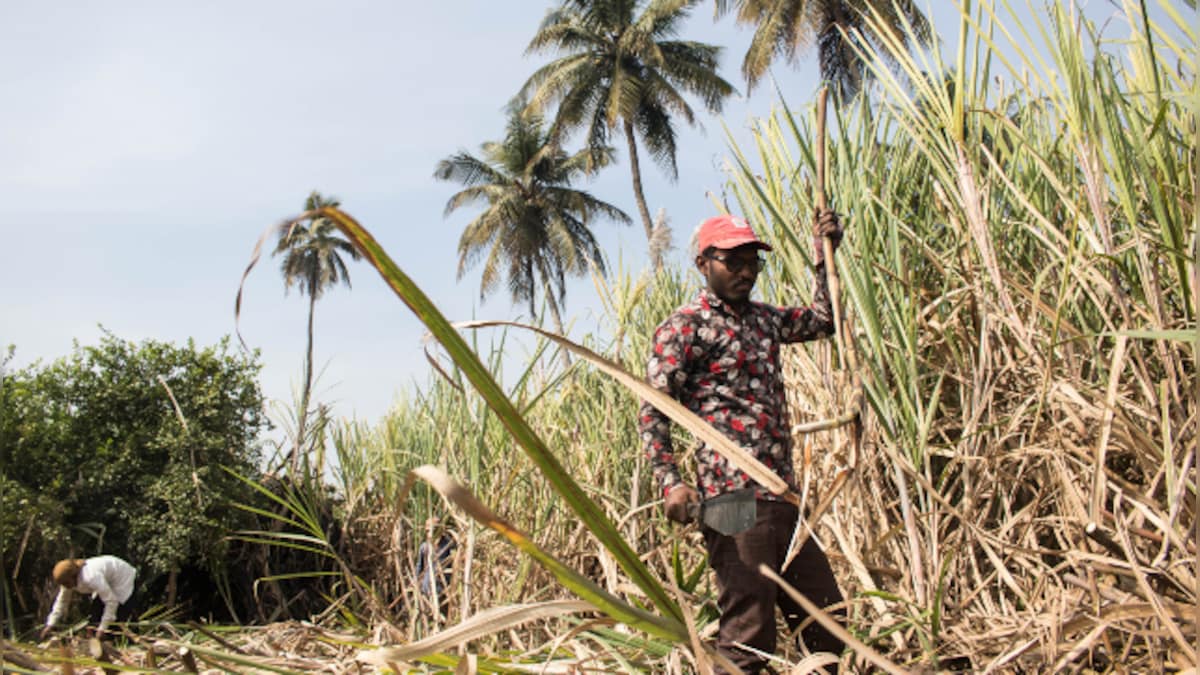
[688,488,757,535]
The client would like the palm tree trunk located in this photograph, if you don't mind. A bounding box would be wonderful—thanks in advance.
[547,291,572,369]
[293,293,316,479]
[546,292,564,337]
[539,275,571,368]
[624,119,660,270]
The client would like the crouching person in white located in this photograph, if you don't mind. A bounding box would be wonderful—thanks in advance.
[41,555,137,639]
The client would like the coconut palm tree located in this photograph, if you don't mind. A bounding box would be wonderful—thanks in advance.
[435,101,631,333]
[521,0,736,269]
[715,0,931,99]
[273,191,361,475]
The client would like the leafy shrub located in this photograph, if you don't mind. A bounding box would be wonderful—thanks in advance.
[0,332,268,633]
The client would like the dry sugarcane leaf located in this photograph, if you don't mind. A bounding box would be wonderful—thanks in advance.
[359,600,592,664]
[761,564,909,675]
[453,319,792,497]
[387,465,688,645]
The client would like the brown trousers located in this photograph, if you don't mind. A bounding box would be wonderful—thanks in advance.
[703,500,844,674]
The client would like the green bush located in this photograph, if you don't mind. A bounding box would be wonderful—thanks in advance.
[0,332,268,634]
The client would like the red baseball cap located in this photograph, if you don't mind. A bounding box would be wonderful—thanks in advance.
[695,214,772,253]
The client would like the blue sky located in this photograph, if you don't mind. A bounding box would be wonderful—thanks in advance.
[0,1,1168,427]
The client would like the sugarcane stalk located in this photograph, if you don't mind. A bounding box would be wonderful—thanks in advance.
[814,86,862,459]
[815,87,846,371]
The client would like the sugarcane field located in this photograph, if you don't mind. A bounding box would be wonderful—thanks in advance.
[1,1,1195,673]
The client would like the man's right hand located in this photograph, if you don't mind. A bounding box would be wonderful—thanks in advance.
[664,485,700,524]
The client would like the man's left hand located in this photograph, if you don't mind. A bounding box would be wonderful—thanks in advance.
[812,208,843,265]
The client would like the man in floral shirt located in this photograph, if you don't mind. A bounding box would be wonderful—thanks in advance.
[639,210,844,673]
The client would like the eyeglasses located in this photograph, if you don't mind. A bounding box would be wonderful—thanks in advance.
[704,252,765,273]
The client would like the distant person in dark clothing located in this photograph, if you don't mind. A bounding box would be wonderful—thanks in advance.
[415,517,455,621]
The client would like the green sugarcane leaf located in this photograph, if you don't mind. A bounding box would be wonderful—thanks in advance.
[395,465,688,644]
[299,206,683,624]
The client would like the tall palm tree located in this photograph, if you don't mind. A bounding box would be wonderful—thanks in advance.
[521,0,736,269]
[436,102,631,334]
[273,191,361,474]
[715,0,931,99]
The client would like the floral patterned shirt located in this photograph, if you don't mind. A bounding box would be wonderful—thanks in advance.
[639,275,833,501]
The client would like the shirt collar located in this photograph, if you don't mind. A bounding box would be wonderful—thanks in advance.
[698,288,743,317]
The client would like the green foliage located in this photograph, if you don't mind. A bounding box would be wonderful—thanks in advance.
[435,101,631,332]
[715,0,932,99]
[275,192,361,303]
[0,332,267,631]
[309,206,688,627]
[521,0,736,255]
[319,259,713,662]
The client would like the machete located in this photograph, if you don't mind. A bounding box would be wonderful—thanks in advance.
[685,488,758,535]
